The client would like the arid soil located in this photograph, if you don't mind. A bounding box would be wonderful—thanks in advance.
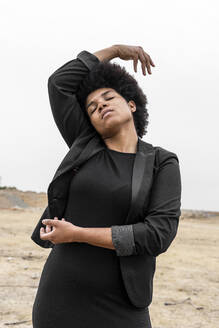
[0,188,218,328]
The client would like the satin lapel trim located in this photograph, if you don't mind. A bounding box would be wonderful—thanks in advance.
[51,133,105,185]
[125,137,155,224]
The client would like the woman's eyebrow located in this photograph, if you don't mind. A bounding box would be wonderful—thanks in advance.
[86,90,113,110]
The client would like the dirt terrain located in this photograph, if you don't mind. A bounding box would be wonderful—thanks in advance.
[0,188,218,328]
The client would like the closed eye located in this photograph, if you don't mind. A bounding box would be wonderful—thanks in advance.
[90,97,114,114]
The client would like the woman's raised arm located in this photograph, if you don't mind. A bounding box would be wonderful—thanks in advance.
[47,46,118,148]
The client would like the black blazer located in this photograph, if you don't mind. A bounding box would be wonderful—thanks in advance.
[31,50,182,309]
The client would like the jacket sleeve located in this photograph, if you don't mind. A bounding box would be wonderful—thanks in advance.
[111,225,136,256]
[111,153,182,257]
[48,50,100,148]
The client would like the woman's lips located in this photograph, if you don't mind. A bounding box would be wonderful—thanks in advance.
[102,110,113,119]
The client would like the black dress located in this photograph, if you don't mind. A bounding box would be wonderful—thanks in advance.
[32,147,152,328]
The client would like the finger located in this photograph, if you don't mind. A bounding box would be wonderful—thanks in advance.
[142,52,152,74]
[42,219,58,226]
[62,218,65,221]
[133,55,138,73]
[138,49,147,75]
[53,217,58,229]
[149,56,155,67]
[40,227,53,240]
[46,224,51,233]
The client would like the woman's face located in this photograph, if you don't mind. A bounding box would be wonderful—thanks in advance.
[85,87,136,138]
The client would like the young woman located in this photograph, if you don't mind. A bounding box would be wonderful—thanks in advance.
[32,45,181,328]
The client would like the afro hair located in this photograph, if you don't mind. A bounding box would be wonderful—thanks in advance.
[76,60,149,138]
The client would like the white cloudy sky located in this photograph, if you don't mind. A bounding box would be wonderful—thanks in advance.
[1,0,218,211]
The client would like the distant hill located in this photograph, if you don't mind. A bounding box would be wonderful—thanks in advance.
[0,187,47,210]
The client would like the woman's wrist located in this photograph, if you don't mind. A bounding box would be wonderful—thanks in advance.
[93,45,118,62]
[72,226,85,243]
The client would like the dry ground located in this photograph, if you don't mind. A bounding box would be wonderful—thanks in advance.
[0,207,218,328]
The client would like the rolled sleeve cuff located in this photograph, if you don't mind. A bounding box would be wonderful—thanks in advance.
[111,224,136,256]
[77,50,100,71]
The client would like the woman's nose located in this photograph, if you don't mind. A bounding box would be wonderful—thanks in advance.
[98,102,107,112]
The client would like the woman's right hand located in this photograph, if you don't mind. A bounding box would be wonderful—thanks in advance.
[113,44,155,76]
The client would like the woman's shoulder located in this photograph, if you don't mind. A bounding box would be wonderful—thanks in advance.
[139,138,180,167]
[152,145,180,167]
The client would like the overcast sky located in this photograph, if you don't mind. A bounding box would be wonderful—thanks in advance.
[1,0,218,211]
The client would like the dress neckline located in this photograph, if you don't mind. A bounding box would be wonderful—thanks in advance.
[106,147,136,156]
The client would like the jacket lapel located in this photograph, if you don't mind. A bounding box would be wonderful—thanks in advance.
[124,138,155,224]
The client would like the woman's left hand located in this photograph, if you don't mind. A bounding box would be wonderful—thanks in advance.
[40,217,81,245]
